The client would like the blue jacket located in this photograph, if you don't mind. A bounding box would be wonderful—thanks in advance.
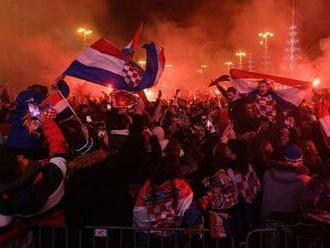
[7,90,46,149]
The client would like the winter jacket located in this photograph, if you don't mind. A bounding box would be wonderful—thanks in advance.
[0,119,67,232]
[7,90,46,150]
[261,160,311,219]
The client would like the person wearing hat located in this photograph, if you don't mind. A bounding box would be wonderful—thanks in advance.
[7,80,70,160]
[261,144,311,219]
[0,110,67,236]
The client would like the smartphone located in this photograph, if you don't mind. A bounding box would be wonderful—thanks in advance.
[28,103,41,118]
[106,104,112,111]
[86,115,92,123]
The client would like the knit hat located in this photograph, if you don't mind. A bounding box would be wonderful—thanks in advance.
[227,139,246,158]
[284,145,303,163]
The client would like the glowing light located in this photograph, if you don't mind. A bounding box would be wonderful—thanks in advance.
[144,89,155,101]
[235,52,246,70]
[77,27,93,35]
[313,78,321,87]
[235,52,246,57]
[138,60,146,67]
[201,64,208,69]
[165,64,173,68]
[224,61,234,66]
[258,32,274,38]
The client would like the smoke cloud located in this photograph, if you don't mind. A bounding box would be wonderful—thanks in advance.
[1,0,330,97]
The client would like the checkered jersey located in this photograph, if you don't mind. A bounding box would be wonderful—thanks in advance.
[43,107,57,119]
[200,169,237,210]
[134,179,193,237]
[200,165,260,239]
[255,94,277,122]
[122,62,143,88]
[227,164,260,203]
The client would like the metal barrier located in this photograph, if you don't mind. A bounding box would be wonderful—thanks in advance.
[3,222,329,248]
[239,222,330,248]
[33,226,235,248]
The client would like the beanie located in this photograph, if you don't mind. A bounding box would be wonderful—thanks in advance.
[284,145,303,163]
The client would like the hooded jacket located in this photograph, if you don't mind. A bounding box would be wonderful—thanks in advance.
[0,119,67,232]
[261,160,311,219]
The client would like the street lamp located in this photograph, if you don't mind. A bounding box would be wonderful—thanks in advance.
[235,52,246,70]
[77,27,93,47]
[224,61,234,73]
[258,31,274,73]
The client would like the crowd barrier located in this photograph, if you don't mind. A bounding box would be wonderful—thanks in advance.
[33,226,232,248]
[2,223,329,248]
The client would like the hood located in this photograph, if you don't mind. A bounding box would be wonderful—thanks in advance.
[268,160,309,184]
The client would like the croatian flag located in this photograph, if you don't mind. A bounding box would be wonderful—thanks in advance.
[41,91,75,122]
[230,69,312,110]
[315,97,330,137]
[64,38,165,92]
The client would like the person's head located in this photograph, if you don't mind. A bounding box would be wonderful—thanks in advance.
[169,105,177,115]
[258,80,270,96]
[193,123,206,139]
[304,140,318,156]
[284,144,303,166]
[225,139,246,161]
[180,155,198,177]
[259,140,273,158]
[164,140,183,159]
[151,154,181,185]
[27,84,48,98]
[226,87,237,102]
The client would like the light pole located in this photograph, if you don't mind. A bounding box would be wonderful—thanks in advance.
[224,61,234,73]
[258,32,274,73]
[235,52,246,70]
[77,28,93,47]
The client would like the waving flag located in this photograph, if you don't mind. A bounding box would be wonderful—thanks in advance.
[315,97,330,137]
[122,23,144,56]
[230,69,312,110]
[64,38,165,92]
[40,91,75,122]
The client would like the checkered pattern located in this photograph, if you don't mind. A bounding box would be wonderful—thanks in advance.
[255,94,277,122]
[200,170,237,210]
[200,165,260,239]
[135,179,193,237]
[227,165,260,203]
[122,62,143,88]
[209,211,227,239]
[43,107,57,119]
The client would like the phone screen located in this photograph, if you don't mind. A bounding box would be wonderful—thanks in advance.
[86,116,92,123]
[28,103,41,118]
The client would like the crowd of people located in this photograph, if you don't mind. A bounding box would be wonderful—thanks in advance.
[0,75,329,247]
